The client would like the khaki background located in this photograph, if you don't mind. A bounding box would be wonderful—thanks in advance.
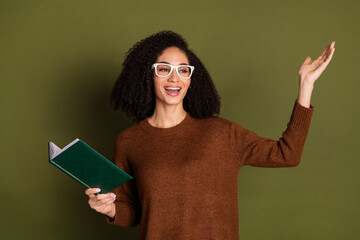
[1,0,359,239]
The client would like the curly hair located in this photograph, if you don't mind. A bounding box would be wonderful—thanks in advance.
[110,30,221,122]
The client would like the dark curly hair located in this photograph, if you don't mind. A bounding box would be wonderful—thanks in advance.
[110,30,221,122]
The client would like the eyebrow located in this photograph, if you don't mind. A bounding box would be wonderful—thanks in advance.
[159,61,189,65]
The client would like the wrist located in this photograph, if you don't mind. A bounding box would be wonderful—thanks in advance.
[298,77,314,90]
[297,79,314,108]
[297,89,313,108]
[106,203,116,219]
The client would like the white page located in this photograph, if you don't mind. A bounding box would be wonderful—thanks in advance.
[49,138,80,160]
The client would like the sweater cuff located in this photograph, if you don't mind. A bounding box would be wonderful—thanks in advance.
[105,201,138,227]
[288,99,314,130]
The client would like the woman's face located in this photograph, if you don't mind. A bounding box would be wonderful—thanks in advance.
[153,47,191,108]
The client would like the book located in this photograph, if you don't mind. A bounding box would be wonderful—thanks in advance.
[48,138,133,194]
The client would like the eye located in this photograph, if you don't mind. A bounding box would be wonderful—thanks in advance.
[178,66,190,73]
[157,65,171,72]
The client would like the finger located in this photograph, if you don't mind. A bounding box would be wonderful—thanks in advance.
[314,46,332,67]
[97,197,116,205]
[322,44,335,63]
[316,44,330,61]
[89,197,115,211]
[102,198,116,205]
[320,46,329,59]
[315,48,334,73]
[325,46,335,63]
[85,188,101,196]
[323,46,332,60]
[93,193,116,203]
[94,192,116,200]
[314,41,334,63]
[312,56,324,66]
[315,61,329,75]
[303,56,312,65]
[323,41,335,60]
[331,41,336,49]
[90,195,116,207]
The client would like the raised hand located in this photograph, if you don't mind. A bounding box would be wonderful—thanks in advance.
[85,188,116,218]
[297,41,335,108]
[298,41,335,86]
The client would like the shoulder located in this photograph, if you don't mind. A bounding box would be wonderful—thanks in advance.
[191,115,234,133]
[114,122,144,146]
[193,115,252,136]
[194,115,232,126]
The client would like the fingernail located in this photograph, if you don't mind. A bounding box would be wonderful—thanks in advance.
[111,193,116,198]
[96,188,101,192]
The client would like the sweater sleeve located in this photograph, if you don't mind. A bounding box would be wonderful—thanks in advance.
[231,100,314,167]
[105,133,142,227]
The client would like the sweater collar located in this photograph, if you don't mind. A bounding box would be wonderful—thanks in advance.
[139,112,193,136]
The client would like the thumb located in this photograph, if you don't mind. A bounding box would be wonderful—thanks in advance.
[303,56,312,65]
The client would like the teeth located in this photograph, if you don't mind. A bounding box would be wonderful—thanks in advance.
[165,87,181,90]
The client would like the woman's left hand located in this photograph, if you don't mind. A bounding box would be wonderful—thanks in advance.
[296,41,335,108]
[298,41,335,86]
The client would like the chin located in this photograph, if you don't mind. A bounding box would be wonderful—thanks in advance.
[164,99,183,106]
[156,95,184,107]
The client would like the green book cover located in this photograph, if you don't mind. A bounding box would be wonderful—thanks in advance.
[48,138,133,194]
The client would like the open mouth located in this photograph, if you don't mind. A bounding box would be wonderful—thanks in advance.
[164,87,181,94]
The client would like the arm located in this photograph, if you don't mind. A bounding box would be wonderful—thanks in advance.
[232,100,313,167]
[232,41,335,167]
[85,133,141,227]
[105,133,142,227]
[106,179,141,227]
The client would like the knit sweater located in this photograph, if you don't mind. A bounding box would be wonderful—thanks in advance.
[106,100,314,239]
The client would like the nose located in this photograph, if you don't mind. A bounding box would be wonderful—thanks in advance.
[168,69,179,82]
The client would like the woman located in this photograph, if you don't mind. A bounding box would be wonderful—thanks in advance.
[85,31,335,239]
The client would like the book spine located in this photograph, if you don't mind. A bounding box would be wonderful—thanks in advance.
[49,159,92,189]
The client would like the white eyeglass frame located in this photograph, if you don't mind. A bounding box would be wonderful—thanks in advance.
[152,63,195,79]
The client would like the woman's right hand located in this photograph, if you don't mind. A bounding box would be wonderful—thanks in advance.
[85,188,116,218]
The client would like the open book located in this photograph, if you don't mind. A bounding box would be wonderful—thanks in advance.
[49,138,80,160]
[48,138,133,194]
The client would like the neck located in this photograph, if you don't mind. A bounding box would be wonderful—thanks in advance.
[147,102,187,128]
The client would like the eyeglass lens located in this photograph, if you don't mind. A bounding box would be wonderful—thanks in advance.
[156,64,192,78]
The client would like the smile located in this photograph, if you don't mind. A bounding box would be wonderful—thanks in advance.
[164,86,182,96]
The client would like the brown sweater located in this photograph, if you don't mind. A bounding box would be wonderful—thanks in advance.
[106,100,314,239]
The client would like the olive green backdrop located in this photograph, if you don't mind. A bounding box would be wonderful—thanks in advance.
[1,0,359,239]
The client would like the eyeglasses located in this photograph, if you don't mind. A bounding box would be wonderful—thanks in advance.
[152,63,195,79]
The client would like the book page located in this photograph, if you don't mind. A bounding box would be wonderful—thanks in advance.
[49,138,80,160]
[62,138,80,152]
[49,142,61,160]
